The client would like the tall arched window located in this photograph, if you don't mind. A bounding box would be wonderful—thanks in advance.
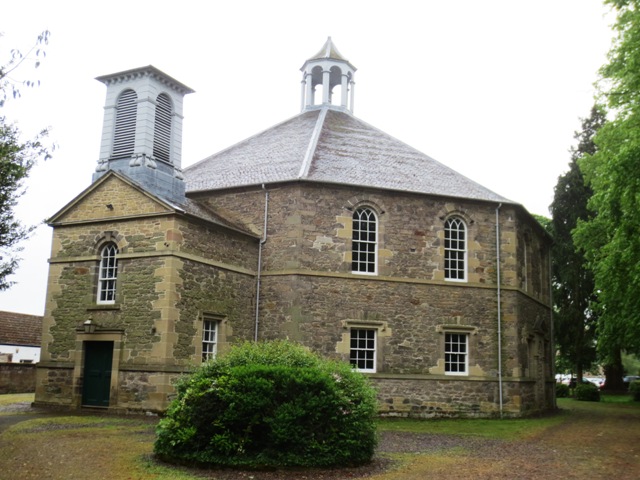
[352,207,377,274]
[112,89,137,159]
[444,217,467,281]
[98,243,118,304]
[153,93,172,163]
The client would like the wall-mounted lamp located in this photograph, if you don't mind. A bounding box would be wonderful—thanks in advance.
[83,319,97,334]
[106,204,114,210]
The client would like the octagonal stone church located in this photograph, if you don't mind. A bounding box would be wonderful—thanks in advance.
[34,38,554,417]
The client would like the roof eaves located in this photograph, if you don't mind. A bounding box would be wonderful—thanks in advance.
[295,177,517,206]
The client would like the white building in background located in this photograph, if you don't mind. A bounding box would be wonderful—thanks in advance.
[0,311,42,363]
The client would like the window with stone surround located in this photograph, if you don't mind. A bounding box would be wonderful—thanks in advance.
[352,207,377,274]
[444,332,468,375]
[97,243,118,304]
[350,328,376,372]
[202,316,219,362]
[444,216,467,281]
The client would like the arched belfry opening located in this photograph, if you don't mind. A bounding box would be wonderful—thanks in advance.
[93,66,194,203]
[300,37,356,113]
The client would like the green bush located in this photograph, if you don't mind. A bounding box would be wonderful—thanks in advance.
[575,382,600,402]
[556,383,570,398]
[629,380,640,401]
[154,340,378,468]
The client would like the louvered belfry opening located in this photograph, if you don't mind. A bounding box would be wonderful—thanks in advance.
[153,93,172,163]
[112,89,137,159]
[94,66,194,203]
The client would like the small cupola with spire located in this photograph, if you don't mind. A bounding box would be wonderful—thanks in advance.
[300,37,356,113]
[93,66,194,204]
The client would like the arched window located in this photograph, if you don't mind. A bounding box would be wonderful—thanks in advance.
[112,89,137,159]
[444,217,467,281]
[153,93,172,163]
[98,243,118,304]
[352,207,377,274]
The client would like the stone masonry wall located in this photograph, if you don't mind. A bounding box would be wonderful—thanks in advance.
[198,183,520,287]
[35,365,74,407]
[0,363,37,394]
[373,377,532,418]
[45,252,163,364]
[196,182,552,416]
[39,198,258,411]
[178,216,258,271]
[175,258,256,361]
[258,275,500,375]
[515,211,552,305]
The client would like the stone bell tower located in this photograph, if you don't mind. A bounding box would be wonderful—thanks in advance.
[93,65,194,203]
[300,37,356,113]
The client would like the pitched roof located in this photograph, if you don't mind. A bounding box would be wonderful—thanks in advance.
[184,107,512,204]
[0,311,42,347]
[48,171,257,238]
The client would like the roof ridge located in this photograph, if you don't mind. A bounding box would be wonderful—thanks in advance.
[298,107,327,179]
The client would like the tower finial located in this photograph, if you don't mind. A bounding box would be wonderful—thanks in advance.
[300,38,356,113]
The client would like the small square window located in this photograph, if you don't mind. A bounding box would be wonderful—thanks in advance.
[350,328,376,372]
[202,318,219,362]
[445,332,468,375]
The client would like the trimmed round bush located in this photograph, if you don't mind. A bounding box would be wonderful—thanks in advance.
[630,380,640,401]
[556,382,570,398]
[154,340,378,468]
[575,382,600,402]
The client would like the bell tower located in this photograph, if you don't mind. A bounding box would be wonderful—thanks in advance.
[300,37,356,113]
[93,65,194,203]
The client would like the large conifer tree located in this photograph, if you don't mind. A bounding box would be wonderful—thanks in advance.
[550,106,604,381]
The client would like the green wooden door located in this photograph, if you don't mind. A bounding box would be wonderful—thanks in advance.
[82,341,113,407]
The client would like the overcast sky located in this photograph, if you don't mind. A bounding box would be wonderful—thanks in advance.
[0,0,615,315]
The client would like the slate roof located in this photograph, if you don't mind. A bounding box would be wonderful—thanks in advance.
[184,107,513,205]
[0,311,42,347]
[179,197,259,238]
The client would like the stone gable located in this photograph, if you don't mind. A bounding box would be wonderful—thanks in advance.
[51,173,174,225]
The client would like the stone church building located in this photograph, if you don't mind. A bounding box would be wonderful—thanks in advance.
[34,39,554,417]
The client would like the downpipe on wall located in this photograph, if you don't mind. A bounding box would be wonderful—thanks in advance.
[254,184,269,342]
[496,203,503,418]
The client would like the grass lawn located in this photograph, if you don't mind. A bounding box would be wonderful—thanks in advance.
[1,393,640,479]
[377,412,567,440]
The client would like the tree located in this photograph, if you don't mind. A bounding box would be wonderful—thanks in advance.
[0,30,50,107]
[155,341,378,468]
[549,106,605,382]
[0,31,52,290]
[573,0,640,389]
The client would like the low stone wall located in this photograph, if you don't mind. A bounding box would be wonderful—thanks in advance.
[372,375,547,418]
[0,362,37,394]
